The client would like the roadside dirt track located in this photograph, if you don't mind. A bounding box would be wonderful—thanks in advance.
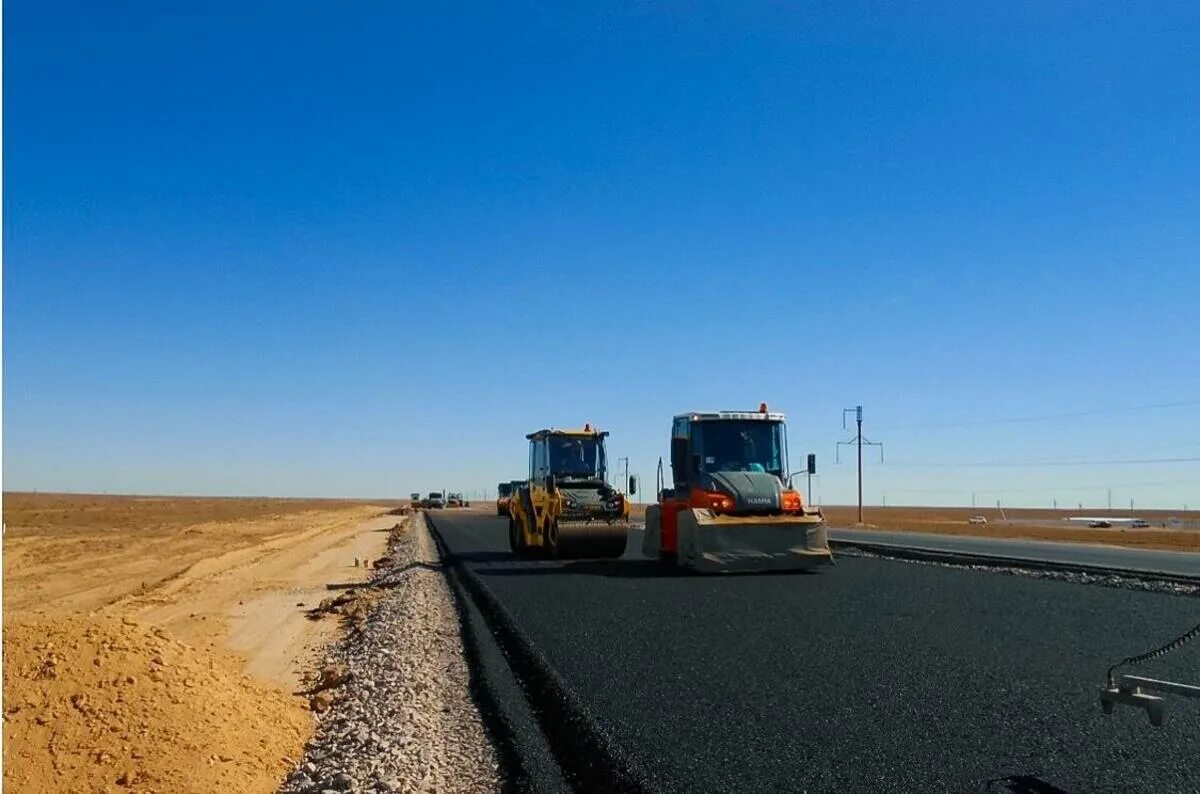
[2,493,402,793]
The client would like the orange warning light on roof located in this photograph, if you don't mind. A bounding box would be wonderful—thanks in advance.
[584,423,592,432]
[759,402,768,414]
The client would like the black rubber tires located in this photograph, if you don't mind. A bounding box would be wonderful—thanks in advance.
[508,516,523,556]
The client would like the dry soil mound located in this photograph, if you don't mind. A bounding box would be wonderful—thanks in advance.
[3,613,310,793]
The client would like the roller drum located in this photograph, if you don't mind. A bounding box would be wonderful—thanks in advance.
[548,519,628,559]
[677,509,832,572]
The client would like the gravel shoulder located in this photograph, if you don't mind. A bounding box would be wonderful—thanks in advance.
[281,514,500,793]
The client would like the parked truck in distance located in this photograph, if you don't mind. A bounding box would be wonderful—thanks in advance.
[496,482,514,516]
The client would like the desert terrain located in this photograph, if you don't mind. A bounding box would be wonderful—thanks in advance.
[3,493,406,793]
[819,504,1200,551]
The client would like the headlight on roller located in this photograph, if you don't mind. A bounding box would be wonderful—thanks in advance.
[705,491,734,512]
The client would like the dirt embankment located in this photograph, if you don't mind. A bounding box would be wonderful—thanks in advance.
[2,493,399,793]
[3,615,309,793]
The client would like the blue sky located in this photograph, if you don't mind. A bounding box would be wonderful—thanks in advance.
[4,2,1199,507]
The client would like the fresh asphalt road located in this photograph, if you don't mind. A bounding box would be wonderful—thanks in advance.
[828,527,1200,578]
[431,513,1199,792]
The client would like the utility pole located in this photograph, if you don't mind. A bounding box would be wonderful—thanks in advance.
[1107,488,1112,511]
[617,457,630,491]
[972,491,976,509]
[837,405,883,524]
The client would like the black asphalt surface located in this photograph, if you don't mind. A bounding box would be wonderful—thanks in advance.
[431,513,1200,793]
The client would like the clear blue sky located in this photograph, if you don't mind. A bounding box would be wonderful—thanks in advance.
[4,2,1199,507]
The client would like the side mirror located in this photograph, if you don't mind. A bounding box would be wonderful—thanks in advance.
[628,475,637,496]
[807,453,817,475]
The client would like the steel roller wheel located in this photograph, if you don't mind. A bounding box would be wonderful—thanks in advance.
[547,518,628,559]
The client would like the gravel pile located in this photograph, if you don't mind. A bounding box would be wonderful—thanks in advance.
[838,547,1200,596]
[280,515,500,794]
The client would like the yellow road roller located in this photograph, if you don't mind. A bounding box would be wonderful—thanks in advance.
[508,424,631,559]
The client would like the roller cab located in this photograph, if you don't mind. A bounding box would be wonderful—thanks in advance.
[643,404,832,572]
[509,425,630,559]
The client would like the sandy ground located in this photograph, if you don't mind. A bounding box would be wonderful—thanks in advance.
[2,493,413,793]
[4,614,311,793]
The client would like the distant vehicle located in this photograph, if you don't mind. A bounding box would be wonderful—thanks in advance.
[1068,516,1144,527]
[409,492,421,509]
[446,492,463,508]
[1131,519,1150,528]
[968,515,988,525]
[496,482,514,516]
[1088,520,1112,528]
[424,491,445,509]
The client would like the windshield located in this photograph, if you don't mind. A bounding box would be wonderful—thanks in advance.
[692,420,784,477]
[428,492,442,499]
[548,436,606,479]
[497,483,512,497]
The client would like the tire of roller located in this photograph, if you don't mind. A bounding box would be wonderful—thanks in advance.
[508,515,522,555]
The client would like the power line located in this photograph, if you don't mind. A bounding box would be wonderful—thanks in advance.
[887,457,1200,468]
[1011,441,1200,463]
[877,481,1197,495]
[878,399,1200,433]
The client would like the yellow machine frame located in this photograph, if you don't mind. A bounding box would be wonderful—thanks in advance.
[509,426,629,558]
